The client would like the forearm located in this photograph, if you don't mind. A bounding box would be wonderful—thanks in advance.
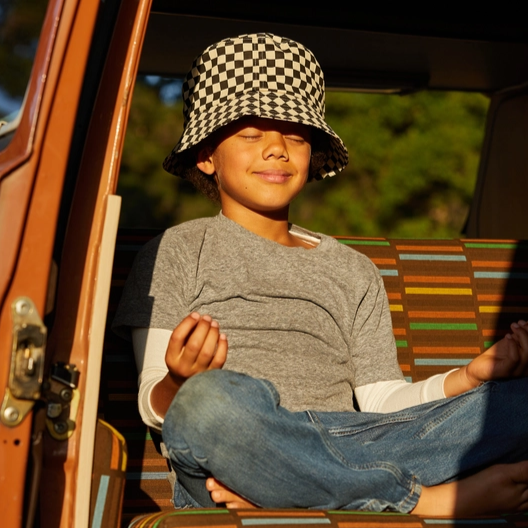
[356,373,451,412]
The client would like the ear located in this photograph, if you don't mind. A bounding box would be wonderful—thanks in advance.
[196,145,216,175]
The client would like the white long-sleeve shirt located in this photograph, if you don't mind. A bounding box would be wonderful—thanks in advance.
[132,327,450,432]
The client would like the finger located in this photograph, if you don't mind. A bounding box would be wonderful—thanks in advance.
[183,315,214,356]
[512,321,528,349]
[511,324,528,376]
[504,334,523,377]
[176,316,215,373]
[194,320,221,369]
[510,319,527,333]
[505,332,528,378]
[166,312,200,361]
[209,333,228,370]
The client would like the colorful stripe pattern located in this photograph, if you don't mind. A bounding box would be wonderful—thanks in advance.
[127,509,528,528]
[101,231,528,526]
[335,237,528,380]
[89,419,128,528]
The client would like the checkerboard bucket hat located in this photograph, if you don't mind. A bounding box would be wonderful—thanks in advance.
[162,33,348,180]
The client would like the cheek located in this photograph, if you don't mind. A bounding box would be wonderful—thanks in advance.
[298,148,312,176]
[213,146,248,176]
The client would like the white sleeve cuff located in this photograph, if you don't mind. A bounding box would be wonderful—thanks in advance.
[138,377,166,432]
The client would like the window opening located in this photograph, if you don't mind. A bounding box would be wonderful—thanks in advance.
[0,0,48,149]
[118,75,489,238]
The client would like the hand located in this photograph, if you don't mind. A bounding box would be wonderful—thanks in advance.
[149,313,227,418]
[206,478,257,509]
[464,320,528,386]
[165,312,228,385]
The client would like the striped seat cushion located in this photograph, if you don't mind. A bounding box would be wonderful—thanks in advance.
[100,230,528,525]
[128,509,528,528]
[335,237,528,381]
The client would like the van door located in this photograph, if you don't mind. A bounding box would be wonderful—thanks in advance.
[0,1,151,527]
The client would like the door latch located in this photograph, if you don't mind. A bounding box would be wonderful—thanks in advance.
[1,297,47,427]
[44,362,80,440]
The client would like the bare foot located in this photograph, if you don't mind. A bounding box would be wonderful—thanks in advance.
[413,462,528,517]
[206,478,257,508]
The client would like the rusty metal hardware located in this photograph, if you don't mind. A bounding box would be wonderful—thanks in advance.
[1,297,47,427]
[44,364,80,440]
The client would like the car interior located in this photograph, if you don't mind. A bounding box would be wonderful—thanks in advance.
[3,3,528,528]
[96,6,528,527]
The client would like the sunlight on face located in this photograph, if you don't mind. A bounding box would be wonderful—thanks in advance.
[198,117,312,218]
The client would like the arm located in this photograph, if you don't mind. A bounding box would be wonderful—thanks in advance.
[355,372,452,412]
[151,312,228,418]
[131,313,228,426]
[357,320,528,411]
[132,327,171,430]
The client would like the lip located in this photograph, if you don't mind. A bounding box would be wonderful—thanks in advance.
[253,170,293,183]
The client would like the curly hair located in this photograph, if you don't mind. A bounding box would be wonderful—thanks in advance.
[177,128,332,204]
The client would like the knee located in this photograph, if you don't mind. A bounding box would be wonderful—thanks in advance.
[163,370,278,441]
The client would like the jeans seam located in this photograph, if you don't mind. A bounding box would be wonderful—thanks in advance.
[412,392,474,439]
[309,410,419,497]
[308,410,355,467]
[328,415,417,437]
[396,475,421,513]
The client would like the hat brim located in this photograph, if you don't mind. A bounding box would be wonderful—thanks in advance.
[163,90,348,179]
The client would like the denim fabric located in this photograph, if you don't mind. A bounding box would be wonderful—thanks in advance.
[162,370,528,512]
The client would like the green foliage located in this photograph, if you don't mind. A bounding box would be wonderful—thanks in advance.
[291,91,489,237]
[118,81,489,237]
[118,82,219,228]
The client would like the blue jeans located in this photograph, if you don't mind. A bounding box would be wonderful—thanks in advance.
[161,370,528,512]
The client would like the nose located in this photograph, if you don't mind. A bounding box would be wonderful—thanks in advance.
[262,132,288,160]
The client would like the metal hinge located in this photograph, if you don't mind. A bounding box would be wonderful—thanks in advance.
[1,297,47,427]
[43,362,80,440]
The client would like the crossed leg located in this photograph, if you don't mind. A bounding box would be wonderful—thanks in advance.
[163,370,528,515]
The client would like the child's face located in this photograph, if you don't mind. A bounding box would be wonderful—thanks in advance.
[197,117,312,216]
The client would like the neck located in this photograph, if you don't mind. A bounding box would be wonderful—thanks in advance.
[221,204,299,247]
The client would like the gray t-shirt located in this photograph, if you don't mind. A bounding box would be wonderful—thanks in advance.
[113,213,403,412]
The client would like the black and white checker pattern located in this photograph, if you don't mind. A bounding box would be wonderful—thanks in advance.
[163,33,348,179]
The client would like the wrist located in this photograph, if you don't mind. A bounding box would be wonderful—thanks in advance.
[150,373,183,418]
[459,366,483,390]
[444,367,482,397]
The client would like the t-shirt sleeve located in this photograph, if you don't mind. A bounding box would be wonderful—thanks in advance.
[349,261,404,388]
[112,232,191,340]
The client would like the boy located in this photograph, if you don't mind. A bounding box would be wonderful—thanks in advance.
[114,33,528,515]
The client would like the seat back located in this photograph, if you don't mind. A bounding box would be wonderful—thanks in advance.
[101,229,528,524]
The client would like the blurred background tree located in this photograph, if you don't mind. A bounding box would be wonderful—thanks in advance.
[118,76,489,237]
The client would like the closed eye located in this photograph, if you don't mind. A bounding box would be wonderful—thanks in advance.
[286,136,307,144]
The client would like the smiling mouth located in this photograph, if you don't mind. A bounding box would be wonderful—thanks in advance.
[254,170,293,183]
